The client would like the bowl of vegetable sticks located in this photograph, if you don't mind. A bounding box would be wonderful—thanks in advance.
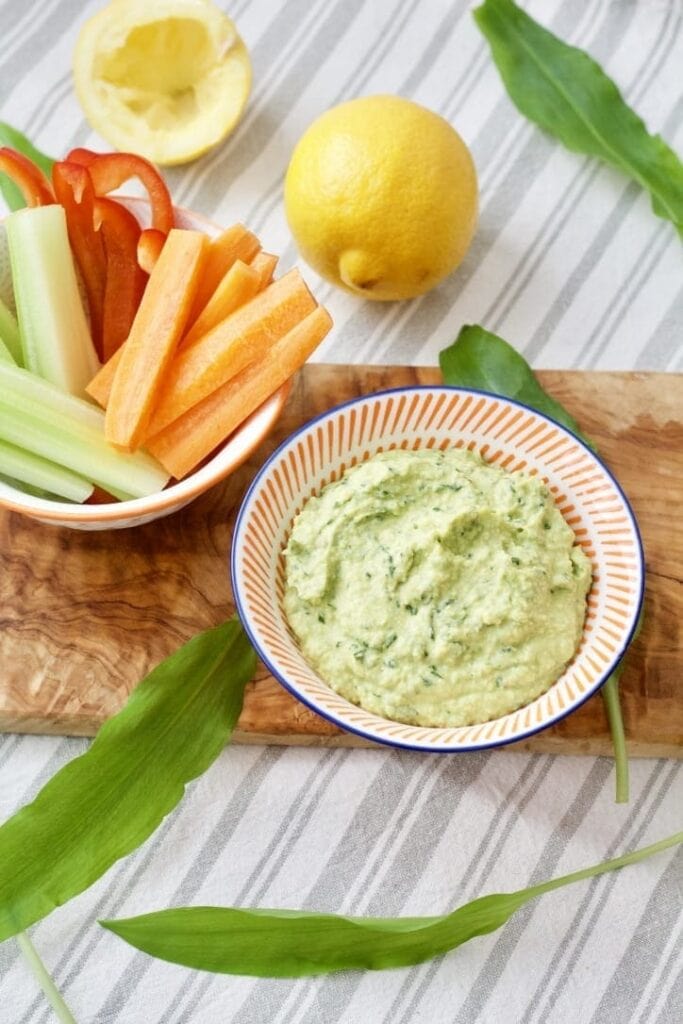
[0,147,332,529]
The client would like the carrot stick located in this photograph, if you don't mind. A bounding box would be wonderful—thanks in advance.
[87,258,267,407]
[249,251,278,288]
[105,229,207,451]
[187,224,260,325]
[86,346,120,408]
[87,258,264,408]
[181,260,260,350]
[147,306,333,478]
[145,269,317,438]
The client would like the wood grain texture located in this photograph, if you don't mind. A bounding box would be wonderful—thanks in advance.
[0,364,681,757]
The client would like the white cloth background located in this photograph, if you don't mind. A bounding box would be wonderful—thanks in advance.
[0,1,681,1022]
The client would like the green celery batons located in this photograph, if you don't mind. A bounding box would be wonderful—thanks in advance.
[0,440,93,502]
[0,294,21,364]
[6,204,100,395]
[0,361,169,499]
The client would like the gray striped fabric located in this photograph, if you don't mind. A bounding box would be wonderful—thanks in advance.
[0,1,681,1021]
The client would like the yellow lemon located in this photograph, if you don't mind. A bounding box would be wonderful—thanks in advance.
[284,95,478,301]
[73,0,251,165]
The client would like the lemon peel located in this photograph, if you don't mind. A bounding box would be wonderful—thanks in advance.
[284,95,478,301]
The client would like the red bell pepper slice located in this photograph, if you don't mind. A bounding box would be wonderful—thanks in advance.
[94,197,148,361]
[80,153,174,234]
[137,228,166,274]
[52,161,107,357]
[0,147,54,206]
[65,147,98,167]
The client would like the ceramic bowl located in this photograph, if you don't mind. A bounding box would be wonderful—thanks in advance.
[0,201,289,530]
[231,386,644,752]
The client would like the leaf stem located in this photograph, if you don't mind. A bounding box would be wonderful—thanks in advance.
[16,931,77,1024]
[602,670,629,803]
[528,829,683,900]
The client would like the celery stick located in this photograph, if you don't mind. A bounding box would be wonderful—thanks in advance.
[0,440,93,502]
[0,403,168,500]
[0,474,52,499]
[96,484,138,503]
[6,206,100,396]
[0,295,21,364]
[0,337,15,363]
[0,358,105,430]
[0,224,13,310]
[0,363,169,499]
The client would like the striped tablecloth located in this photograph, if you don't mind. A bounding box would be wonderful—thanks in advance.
[1,1,681,1022]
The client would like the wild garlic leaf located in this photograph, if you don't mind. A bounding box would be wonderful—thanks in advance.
[0,123,55,212]
[101,831,682,976]
[0,618,256,942]
[473,0,683,235]
[439,323,594,449]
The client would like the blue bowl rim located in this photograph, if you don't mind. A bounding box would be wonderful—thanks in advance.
[230,384,645,754]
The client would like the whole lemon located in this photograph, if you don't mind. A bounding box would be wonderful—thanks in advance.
[284,95,478,301]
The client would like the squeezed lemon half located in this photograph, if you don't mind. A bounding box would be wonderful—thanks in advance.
[73,0,252,165]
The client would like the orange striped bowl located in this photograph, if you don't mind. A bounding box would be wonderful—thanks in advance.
[232,387,644,752]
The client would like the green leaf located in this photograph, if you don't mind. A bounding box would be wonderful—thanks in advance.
[0,123,55,212]
[439,323,595,449]
[440,324,630,802]
[473,0,683,235]
[101,831,683,976]
[0,618,256,942]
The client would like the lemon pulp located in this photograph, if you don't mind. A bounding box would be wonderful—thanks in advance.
[74,0,251,165]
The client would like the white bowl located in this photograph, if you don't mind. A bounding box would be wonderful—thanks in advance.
[231,386,644,752]
[0,201,289,530]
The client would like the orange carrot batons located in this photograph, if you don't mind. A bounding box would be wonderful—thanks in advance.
[105,229,208,451]
[87,259,266,409]
[86,258,270,410]
[146,268,317,438]
[250,251,278,288]
[86,346,120,408]
[182,260,261,350]
[188,224,261,325]
[147,306,333,479]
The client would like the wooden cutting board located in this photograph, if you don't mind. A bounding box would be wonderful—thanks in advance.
[0,364,681,757]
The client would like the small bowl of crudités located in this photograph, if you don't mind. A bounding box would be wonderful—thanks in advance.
[0,147,331,529]
[232,386,644,752]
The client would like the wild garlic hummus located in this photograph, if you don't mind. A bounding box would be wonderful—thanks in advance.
[283,449,592,728]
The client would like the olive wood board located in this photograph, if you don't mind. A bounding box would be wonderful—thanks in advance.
[0,364,681,758]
